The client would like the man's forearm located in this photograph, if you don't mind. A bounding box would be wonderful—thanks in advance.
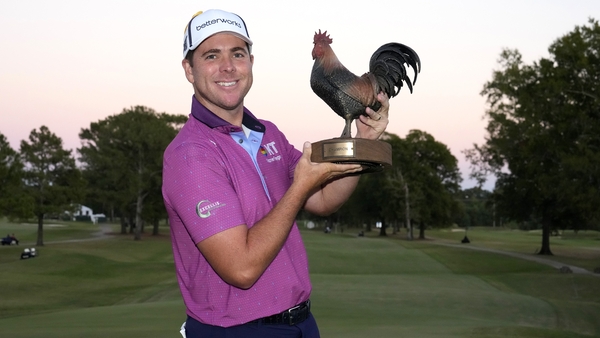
[304,174,360,216]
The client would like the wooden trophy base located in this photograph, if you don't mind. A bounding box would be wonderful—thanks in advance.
[311,138,392,173]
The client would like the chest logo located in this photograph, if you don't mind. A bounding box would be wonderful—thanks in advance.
[261,141,281,163]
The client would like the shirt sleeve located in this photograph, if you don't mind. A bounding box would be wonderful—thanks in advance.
[163,140,247,244]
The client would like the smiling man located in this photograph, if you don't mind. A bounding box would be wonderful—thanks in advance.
[162,9,390,338]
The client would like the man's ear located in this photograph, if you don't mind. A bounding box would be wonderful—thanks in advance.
[182,59,194,84]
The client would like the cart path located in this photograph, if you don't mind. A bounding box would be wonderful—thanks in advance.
[431,240,599,277]
[51,223,114,244]
[14,223,115,246]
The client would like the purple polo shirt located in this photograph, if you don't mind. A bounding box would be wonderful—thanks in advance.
[162,97,311,327]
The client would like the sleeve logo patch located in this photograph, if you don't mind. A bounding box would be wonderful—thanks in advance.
[196,200,225,218]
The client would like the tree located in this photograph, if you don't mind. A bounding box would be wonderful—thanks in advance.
[0,133,32,219]
[79,106,186,240]
[402,130,461,239]
[381,133,414,238]
[356,169,389,234]
[20,126,85,245]
[465,19,600,255]
[340,131,461,239]
[454,187,494,228]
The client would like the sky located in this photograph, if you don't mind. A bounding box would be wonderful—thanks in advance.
[1,0,598,191]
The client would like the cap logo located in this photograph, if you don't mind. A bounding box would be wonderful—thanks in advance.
[196,18,243,31]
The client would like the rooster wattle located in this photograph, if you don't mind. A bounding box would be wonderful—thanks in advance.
[310,30,421,138]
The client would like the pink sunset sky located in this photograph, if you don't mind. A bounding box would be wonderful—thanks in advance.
[1,0,598,191]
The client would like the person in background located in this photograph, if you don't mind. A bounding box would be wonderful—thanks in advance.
[162,8,389,338]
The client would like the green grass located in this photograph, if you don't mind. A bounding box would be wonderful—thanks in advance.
[305,230,600,337]
[0,220,599,337]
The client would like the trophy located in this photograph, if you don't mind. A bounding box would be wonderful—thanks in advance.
[309,30,421,173]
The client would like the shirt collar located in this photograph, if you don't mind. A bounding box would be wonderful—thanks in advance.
[190,95,265,133]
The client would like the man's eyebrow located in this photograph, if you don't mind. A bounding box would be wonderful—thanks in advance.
[200,48,221,57]
[230,46,248,53]
[200,46,248,57]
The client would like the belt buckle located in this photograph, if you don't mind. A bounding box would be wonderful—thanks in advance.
[286,300,309,325]
[286,304,301,325]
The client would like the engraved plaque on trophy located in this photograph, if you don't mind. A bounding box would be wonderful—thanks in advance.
[311,137,392,174]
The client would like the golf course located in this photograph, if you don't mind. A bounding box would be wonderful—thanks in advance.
[0,220,598,337]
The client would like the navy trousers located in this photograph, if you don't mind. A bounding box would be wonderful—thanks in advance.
[184,313,321,338]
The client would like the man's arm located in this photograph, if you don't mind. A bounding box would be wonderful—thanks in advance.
[197,142,362,289]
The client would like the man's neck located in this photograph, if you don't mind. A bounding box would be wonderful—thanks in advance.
[195,96,244,127]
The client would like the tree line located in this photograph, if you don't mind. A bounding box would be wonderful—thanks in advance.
[1,19,597,255]
[0,106,186,244]
[0,107,487,245]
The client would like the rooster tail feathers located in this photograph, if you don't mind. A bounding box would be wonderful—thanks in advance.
[369,42,421,97]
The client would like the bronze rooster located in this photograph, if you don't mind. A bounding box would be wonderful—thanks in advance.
[310,30,421,138]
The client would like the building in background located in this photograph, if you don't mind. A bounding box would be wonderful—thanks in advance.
[72,205,106,224]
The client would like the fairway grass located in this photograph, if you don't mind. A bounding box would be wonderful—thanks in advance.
[305,231,599,337]
[0,221,598,337]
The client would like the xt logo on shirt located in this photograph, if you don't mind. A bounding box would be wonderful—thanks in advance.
[260,141,281,163]
[262,141,278,155]
[196,200,225,218]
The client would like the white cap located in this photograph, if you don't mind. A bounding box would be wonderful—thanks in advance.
[182,9,253,58]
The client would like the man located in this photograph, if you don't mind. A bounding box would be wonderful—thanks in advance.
[162,9,389,338]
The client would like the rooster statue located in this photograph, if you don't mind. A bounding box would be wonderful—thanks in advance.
[310,30,421,138]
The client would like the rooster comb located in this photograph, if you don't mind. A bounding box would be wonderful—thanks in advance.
[313,29,332,44]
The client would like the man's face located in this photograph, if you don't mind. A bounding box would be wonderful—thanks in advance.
[183,33,254,118]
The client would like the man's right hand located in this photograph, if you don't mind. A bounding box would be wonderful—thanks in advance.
[292,141,362,197]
